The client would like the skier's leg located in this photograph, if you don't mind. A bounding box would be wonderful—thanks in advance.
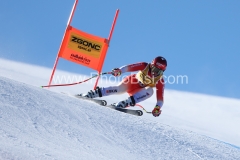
[101,74,141,96]
[114,87,154,108]
[80,74,139,98]
[132,87,154,103]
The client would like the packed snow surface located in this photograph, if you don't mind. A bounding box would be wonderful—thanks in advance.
[0,58,240,159]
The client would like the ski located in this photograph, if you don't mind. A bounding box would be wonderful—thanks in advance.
[74,94,107,106]
[105,105,143,116]
[74,95,143,116]
[61,92,107,106]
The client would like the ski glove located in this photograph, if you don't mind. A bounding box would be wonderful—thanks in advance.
[152,105,162,117]
[112,68,122,77]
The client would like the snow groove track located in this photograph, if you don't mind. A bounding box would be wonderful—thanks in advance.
[0,76,240,160]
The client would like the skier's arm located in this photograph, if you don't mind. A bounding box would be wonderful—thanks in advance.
[155,79,165,108]
[119,62,148,73]
[152,79,165,117]
[111,62,148,77]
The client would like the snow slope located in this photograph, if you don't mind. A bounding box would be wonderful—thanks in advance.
[0,76,240,160]
[1,58,240,159]
[1,58,240,147]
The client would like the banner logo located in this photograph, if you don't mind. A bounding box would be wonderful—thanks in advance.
[68,33,103,58]
[70,53,91,65]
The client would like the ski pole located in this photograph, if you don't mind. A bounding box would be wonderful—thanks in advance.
[41,72,112,88]
[135,104,152,114]
[141,107,152,114]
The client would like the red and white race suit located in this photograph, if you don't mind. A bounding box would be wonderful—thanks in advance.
[101,62,165,108]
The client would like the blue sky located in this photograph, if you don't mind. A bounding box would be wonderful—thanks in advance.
[0,0,240,99]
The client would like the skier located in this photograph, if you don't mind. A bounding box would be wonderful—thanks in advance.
[81,56,167,117]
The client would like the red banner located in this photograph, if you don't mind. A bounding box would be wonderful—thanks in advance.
[47,0,119,89]
[59,26,108,71]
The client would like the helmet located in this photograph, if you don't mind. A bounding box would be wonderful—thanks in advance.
[151,56,167,71]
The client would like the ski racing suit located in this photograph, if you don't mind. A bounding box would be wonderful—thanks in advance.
[101,62,165,108]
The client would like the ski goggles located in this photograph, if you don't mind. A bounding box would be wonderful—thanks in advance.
[151,65,164,76]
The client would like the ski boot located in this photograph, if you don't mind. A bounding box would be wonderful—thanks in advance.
[79,87,103,98]
[113,96,136,108]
